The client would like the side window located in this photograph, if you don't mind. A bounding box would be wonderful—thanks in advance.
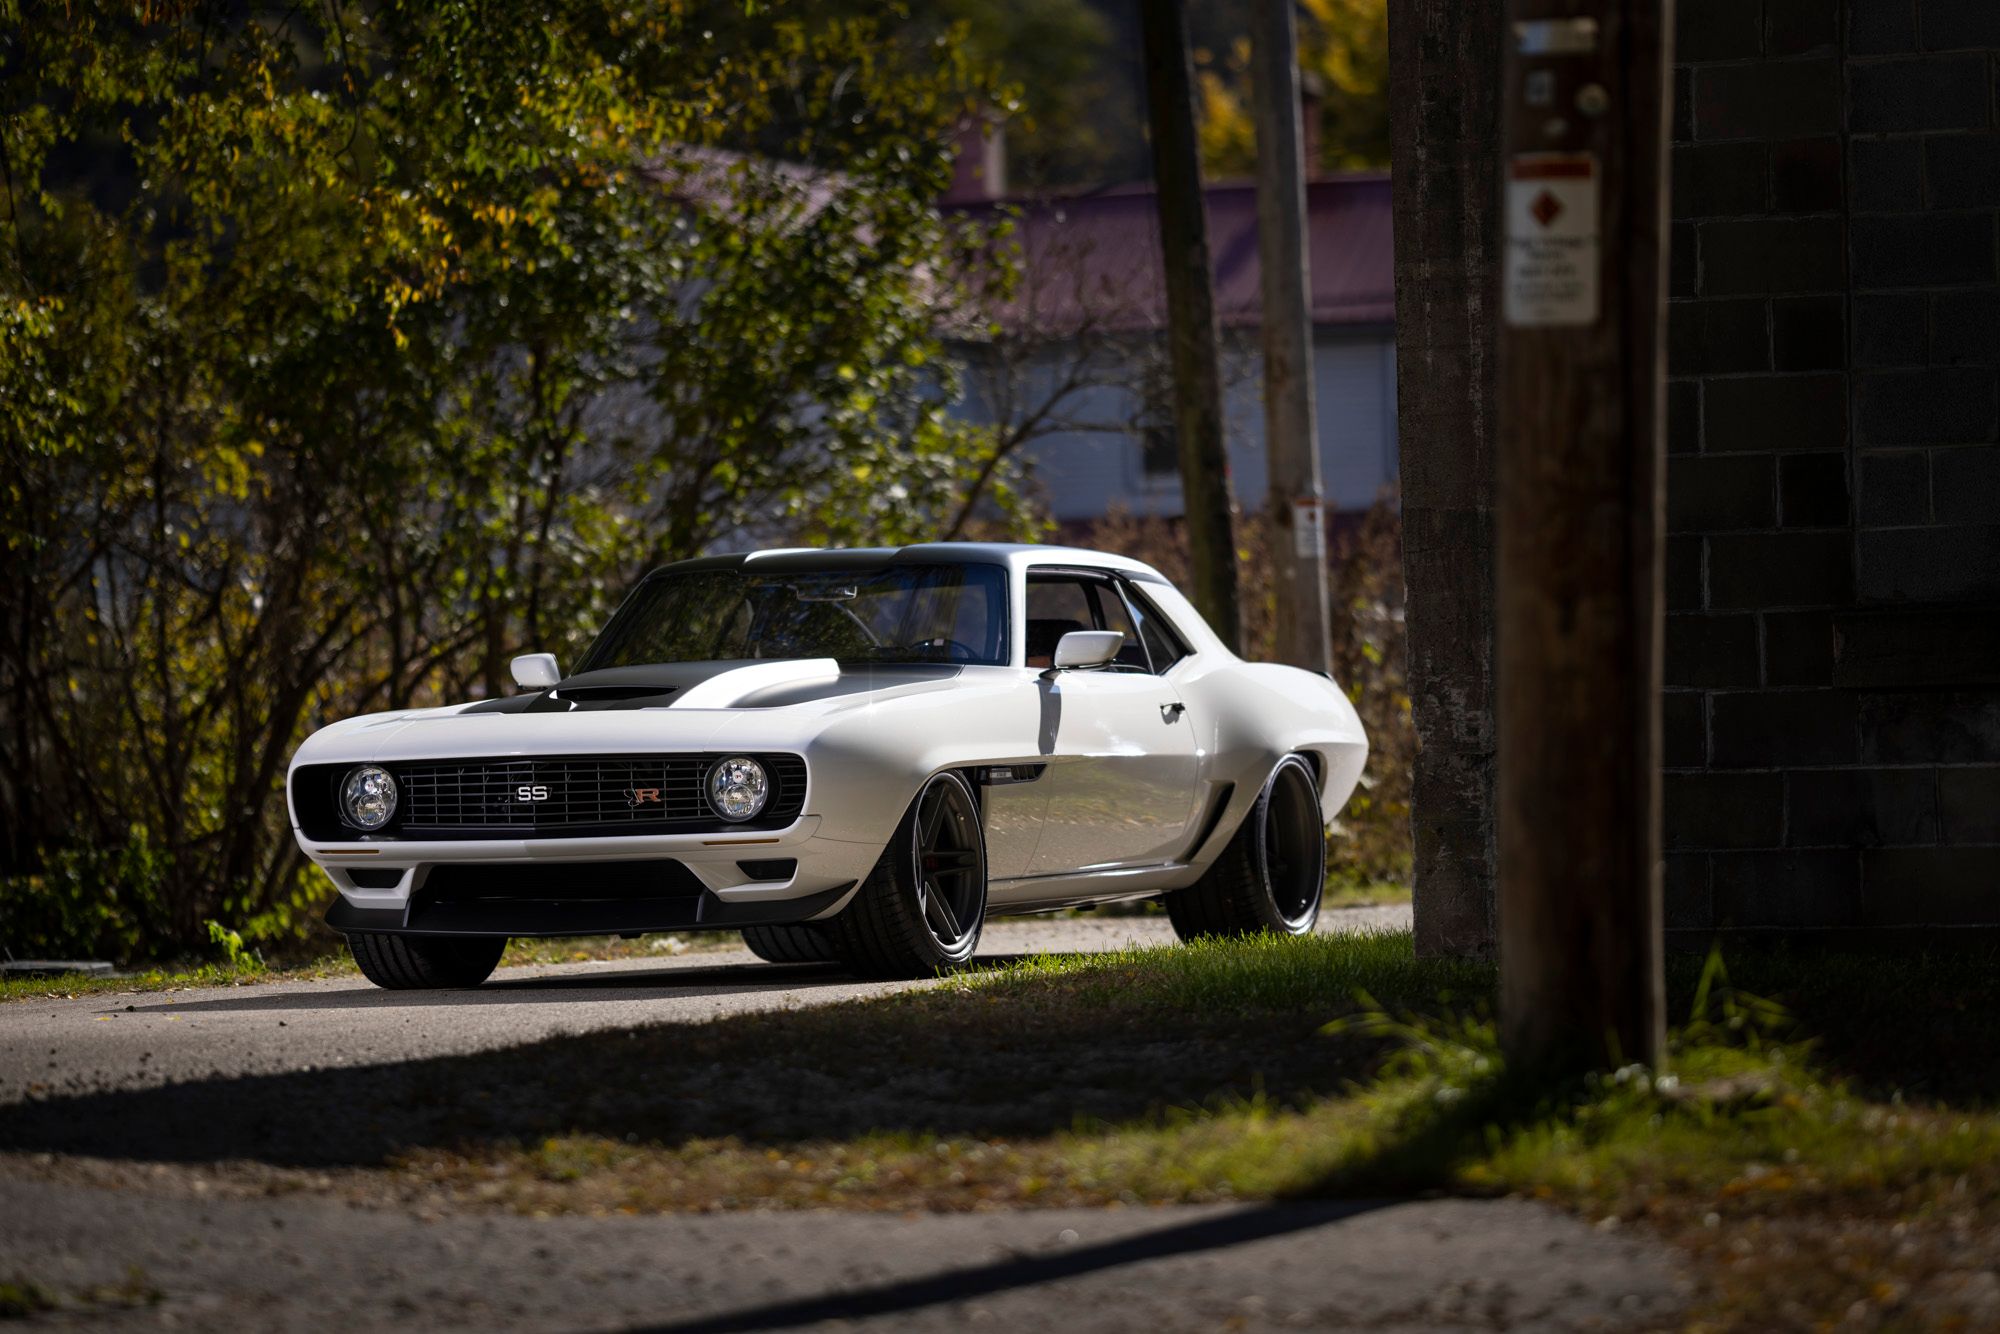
[1089,583,1152,672]
[1025,577,1097,668]
[1125,584,1191,673]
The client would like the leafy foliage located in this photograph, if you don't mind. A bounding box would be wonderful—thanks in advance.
[1196,0,1391,175]
[0,0,1031,960]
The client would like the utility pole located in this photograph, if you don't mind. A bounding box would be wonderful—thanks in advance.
[1496,1,1670,1073]
[1250,0,1331,673]
[1140,0,1242,653]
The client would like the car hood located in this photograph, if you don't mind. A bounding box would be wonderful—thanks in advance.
[291,659,973,767]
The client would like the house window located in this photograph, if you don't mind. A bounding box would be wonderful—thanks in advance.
[1137,360,1178,481]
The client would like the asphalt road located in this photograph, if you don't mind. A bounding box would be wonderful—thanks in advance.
[0,908,1412,1103]
[0,905,1688,1331]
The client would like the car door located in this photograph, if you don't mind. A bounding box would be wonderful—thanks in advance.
[1024,573,1201,874]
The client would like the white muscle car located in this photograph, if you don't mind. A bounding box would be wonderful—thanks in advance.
[288,544,1369,988]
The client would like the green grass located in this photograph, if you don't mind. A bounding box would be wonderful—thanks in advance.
[381,930,2000,1330]
[0,1277,56,1320]
[0,956,351,1004]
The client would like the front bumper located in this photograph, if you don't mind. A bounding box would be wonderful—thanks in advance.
[304,815,879,938]
[325,877,856,938]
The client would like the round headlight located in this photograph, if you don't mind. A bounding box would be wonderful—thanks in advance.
[340,765,398,831]
[707,756,769,822]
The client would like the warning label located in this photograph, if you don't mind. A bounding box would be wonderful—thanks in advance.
[1504,153,1600,328]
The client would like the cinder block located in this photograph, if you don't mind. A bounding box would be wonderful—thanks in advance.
[1709,531,1854,608]
[1832,609,2000,688]
[1764,610,1835,686]
[1714,850,1863,926]
[1666,770,1785,849]
[1672,142,1767,219]
[1788,767,1939,847]
[1854,368,1999,446]
[1711,689,1861,766]
[1772,295,1844,371]
[1704,373,1846,451]
[1668,613,1762,688]
[1940,768,2000,843]
[1860,526,2000,602]
[1861,689,2000,763]
[1921,0,2000,50]
[1669,381,1702,455]
[1934,291,2000,365]
[1664,690,1708,768]
[1771,137,1842,212]
[1848,137,1924,213]
[1764,0,1839,54]
[1862,847,2000,923]
[1850,0,1918,55]
[1852,212,1998,289]
[1702,216,1846,295]
[1926,135,2000,208]
[1848,56,1992,133]
[1696,60,1842,141]
[1665,854,1714,929]
[1677,0,1764,62]
[1670,454,1776,531]
[1667,535,1706,610]
[1852,293,1928,367]
[1932,447,2000,524]
[1779,451,1850,527]
[1670,298,1771,376]
[1857,450,1931,526]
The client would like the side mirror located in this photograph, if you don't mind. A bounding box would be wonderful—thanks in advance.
[1049,630,1123,674]
[510,653,562,690]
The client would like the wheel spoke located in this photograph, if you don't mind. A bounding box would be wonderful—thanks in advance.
[920,789,949,845]
[925,880,964,941]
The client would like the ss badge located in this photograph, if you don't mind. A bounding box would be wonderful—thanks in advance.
[515,784,551,802]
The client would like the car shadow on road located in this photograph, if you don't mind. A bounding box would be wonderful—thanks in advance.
[0,952,1370,1172]
[108,953,1044,1014]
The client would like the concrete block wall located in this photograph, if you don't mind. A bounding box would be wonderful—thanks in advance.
[1664,0,2000,940]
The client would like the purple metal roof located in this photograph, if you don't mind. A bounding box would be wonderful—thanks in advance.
[948,172,1395,335]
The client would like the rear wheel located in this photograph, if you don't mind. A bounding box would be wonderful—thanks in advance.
[827,770,987,979]
[1166,754,1324,941]
[348,932,507,990]
[740,923,840,964]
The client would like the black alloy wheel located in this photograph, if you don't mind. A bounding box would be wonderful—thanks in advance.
[1164,754,1327,940]
[827,770,989,978]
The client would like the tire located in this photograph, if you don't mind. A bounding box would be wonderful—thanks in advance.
[348,932,507,990]
[1166,754,1325,941]
[826,770,988,979]
[740,922,840,965]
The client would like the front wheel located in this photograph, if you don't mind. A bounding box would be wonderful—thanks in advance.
[1166,754,1325,941]
[348,932,507,990]
[826,770,988,979]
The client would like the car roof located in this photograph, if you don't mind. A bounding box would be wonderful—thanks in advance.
[642,543,1171,583]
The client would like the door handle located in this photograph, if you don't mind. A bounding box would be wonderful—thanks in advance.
[1160,702,1186,723]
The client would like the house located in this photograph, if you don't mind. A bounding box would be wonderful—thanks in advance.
[940,135,1398,524]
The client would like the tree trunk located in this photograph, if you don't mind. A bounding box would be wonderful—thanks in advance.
[1139,0,1241,652]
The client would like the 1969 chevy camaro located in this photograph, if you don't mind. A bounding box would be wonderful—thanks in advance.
[289,543,1370,988]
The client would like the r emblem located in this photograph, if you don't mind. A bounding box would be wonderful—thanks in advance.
[627,787,662,807]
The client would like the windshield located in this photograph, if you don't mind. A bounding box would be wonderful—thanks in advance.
[580,564,1011,669]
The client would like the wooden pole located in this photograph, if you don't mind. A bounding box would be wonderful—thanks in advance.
[1496,0,1671,1073]
[1139,0,1242,653]
[1250,0,1331,674]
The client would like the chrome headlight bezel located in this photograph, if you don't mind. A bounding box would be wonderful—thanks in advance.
[339,764,399,831]
[706,755,770,823]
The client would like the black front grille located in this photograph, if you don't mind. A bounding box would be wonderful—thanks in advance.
[293,753,806,840]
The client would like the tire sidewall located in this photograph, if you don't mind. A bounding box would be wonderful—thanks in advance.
[900,769,987,967]
[1251,755,1325,936]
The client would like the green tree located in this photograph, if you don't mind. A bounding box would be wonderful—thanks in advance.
[0,0,1030,960]
[1197,0,1390,175]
